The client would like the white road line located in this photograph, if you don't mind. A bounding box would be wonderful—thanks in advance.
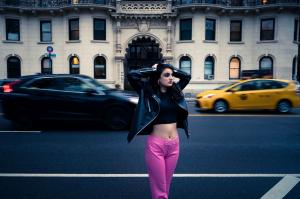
[0,173,300,178]
[189,114,300,117]
[0,131,42,133]
[261,175,300,199]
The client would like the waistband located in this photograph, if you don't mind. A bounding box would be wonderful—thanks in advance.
[148,134,179,144]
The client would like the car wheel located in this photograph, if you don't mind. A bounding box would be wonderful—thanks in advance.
[213,100,228,113]
[106,107,131,130]
[277,100,292,113]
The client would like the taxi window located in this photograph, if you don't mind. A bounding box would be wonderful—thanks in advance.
[260,80,286,90]
[234,81,259,91]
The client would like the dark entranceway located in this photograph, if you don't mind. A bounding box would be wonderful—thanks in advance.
[124,37,163,90]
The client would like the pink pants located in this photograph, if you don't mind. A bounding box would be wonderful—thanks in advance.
[145,134,180,199]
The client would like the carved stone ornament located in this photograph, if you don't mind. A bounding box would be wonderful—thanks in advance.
[138,20,149,33]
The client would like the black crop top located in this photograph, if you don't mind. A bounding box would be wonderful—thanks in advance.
[152,92,179,125]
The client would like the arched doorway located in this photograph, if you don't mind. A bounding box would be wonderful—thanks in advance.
[124,37,163,90]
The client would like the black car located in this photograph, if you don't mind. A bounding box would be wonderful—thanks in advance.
[0,78,18,93]
[1,74,138,130]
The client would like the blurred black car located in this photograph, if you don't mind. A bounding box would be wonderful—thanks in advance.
[0,78,18,93]
[1,74,138,130]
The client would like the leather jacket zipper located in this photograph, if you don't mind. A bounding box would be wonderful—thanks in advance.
[147,99,151,112]
[135,95,160,136]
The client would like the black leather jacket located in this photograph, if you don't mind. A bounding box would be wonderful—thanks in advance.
[127,67,191,143]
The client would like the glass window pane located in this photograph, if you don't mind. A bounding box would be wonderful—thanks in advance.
[260,57,272,70]
[180,56,191,74]
[205,19,215,40]
[42,33,51,42]
[94,56,106,79]
[42,22,51,31]
[180,19,192,40]
[204,57,214,79]
[6,19,20,41]
[261,19,274,40]
[229,58,240,79]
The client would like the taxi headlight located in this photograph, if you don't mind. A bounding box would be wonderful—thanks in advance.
[203,94,215,99]
[129,97,139,104]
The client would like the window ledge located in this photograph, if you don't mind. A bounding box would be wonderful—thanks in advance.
[91,40,109,43]
[176,40,195,44]
[2,40,23,44]
[66,40,81,43]
[228,41,244,44]
[203,40,218,43]
[37,42,54,44]
[256,40,278,44]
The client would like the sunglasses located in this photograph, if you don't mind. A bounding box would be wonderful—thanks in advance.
[162,73,173,78]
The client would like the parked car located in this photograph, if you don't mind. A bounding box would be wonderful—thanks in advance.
[195,79,300,113]
[1,74,138,130]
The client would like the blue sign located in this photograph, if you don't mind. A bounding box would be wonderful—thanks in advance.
[47,46,53,53]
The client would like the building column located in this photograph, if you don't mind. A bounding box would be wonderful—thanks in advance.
[115,19,124,89]
[164,19,173,64]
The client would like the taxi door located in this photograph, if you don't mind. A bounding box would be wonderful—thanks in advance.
[227,80,262,109]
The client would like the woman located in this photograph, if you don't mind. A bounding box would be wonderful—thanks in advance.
[127,63,191,199]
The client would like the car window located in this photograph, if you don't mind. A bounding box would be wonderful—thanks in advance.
[61,77,91,92]
[80,76,109,91]
[260,80,285,90]
[27,78,61,90]
[234,81,259,91]
[214,82,238,90]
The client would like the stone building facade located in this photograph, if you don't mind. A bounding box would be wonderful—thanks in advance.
[0,0,299,91]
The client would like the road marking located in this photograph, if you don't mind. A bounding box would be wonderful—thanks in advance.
[0,131,41,133]
[189,114,300,117]
[261,175,300,199]
[0,173,300,178]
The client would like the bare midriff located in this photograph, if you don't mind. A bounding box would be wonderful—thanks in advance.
[152,123,178,140]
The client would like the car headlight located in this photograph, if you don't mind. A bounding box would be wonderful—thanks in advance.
[128,97,139,104]
[203,94,215,99]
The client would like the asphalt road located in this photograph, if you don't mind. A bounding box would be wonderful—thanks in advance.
[0,103,300,199]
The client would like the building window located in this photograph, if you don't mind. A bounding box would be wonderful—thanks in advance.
[69,18,79,40]
[69,56,80,74]
[260,18,275,41]
[41,57,52,74]
[179,56,191,74]
[259,56,273,78]
[180,19,192,40]
[229,57,241,79]
[230,20,242,42]
[94,19,106,40]
[7,56,21,78]
[40,20,52,42]
[94,56,106,79]
[205,18,216,41]
[294,18,299,42]
[204,56,214,80]
[6,19,20,41]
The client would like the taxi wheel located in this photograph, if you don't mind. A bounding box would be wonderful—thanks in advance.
[214,100,228,113]
[106,107,131,130]
[276,100,292,113]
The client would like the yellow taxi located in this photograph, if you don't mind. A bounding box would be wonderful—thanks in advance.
[195,79,300,113]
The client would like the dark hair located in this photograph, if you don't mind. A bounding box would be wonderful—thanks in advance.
[145,63,184,101]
